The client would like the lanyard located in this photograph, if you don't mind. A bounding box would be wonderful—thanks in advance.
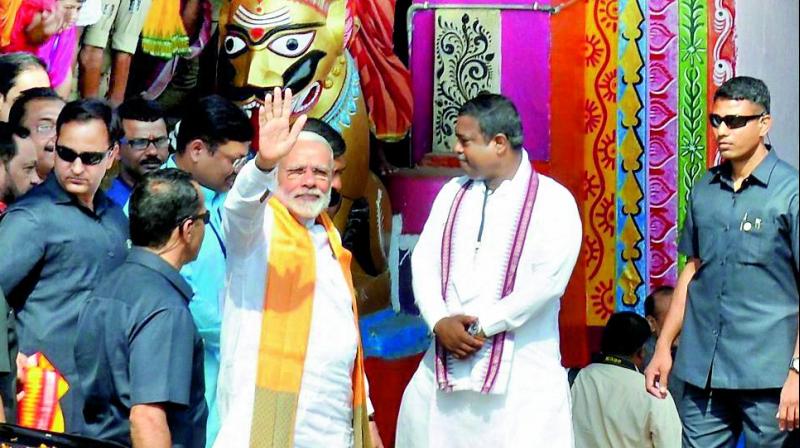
[207,207,227,258]
[475,185,491,252]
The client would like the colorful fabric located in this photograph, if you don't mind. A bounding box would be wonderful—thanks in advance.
[142,0,213,100]
[647,0,680,290]
[0,0,55,53]
[435,168,539,394]
[348,0,413,141]
[249,197,370,447]
[0,0,24,48]
[408,0,550,162]
[677,0,708,251]
[615,0,648,313]
[583,0,618,326]
[141,0,190,59]
[706,0,736,166]
[17,352,68,431]
[549,1,590,366]
[36,26,77,89]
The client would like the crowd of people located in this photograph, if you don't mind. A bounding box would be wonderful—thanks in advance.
[0,4,798,446]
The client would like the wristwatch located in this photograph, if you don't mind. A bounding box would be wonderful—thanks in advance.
[791,357,800,374]
[467,320,482,337]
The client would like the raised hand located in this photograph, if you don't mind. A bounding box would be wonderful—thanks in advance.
[255,87,308,171]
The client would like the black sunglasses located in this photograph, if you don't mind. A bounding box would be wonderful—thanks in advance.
[55,145,112,165]
[709,113,765,129]
[179,211,210,226]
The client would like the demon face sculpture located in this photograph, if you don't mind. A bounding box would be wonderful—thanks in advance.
[218,0,346,112]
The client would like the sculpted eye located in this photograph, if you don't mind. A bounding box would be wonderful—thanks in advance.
[267,31,315,57]
[224,35,248,57]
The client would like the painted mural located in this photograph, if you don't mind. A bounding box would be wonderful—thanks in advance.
[206,0,738,444]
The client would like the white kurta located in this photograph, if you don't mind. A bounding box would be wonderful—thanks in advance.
[396,153,582,447]
[215,160,372,448]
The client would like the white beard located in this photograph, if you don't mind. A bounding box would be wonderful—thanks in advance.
[282,188,331,220]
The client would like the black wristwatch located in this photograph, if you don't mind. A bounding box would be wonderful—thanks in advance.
[790,357,800,374]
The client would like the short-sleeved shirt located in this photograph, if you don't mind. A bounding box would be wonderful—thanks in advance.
[0,174,129,428]
[74,248,207,447]
[122,156,228,444]
[572,362,682,448]
[675,148,799,389]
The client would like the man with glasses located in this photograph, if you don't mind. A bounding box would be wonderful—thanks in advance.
[159,94,251,447]
[7,87,65,181]
[107,97,170,207]
[646,76,799,447]
[75,169,208,447]
[0,99,128,432]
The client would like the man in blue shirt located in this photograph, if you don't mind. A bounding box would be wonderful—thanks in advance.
[0,122,41,424]
[646,76,799,446]
[106,97,170,207]
[0,99,128,431]
[160,95,251,446]
[75,168,208,447]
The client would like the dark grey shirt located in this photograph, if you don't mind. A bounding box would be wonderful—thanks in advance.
[0,174,128,428]
[0,288,16,424]
[74,248,207,448]
[675,149,799,389]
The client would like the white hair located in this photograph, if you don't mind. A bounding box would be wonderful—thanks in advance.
[276,131,334,172]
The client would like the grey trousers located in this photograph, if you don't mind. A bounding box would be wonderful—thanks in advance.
[679,382,799,448]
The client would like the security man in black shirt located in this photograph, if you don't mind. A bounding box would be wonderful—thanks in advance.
[646,76,799,447]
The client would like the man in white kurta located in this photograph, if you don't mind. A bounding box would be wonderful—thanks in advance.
[214,89,377,447]
[396,93,582,447]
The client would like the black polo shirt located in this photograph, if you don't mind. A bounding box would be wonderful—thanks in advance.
[0,174,128,429]
[674,148,799,389]
[74,248,207,448]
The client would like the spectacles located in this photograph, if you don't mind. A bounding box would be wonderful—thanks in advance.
[121,136,170,151]
[33,122,56,136]
[709,113,765,129]
[194,212,211,224]
[179,211,210,226]
[55,145,112,165]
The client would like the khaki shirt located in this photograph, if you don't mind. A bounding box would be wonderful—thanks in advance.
[571,363,681,448]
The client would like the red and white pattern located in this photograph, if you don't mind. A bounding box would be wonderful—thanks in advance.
[707,0,737,166]
[647,0,680,289]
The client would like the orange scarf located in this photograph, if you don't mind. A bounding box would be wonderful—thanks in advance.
[249,197,371,447]
[0,0,24,47]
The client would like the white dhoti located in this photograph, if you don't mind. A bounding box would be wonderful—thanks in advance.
[396,153,582,447]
